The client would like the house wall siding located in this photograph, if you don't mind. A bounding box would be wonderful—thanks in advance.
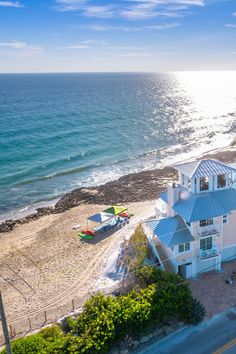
[197,257,220,274]
[222,211,236,248]
[222,246,236,262]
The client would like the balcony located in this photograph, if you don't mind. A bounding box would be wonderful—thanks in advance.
[198,247,219,260]
[198,224,220,238]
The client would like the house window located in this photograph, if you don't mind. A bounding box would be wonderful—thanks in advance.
[179,243,190,253]
[223,215,228,224]
[181,173,185,185]
[200,176,209,191]
[199,219,213,227]
[187,178,191,190]
[217,174,226,189]
[185,242,190,251]
[194,178,197,192]
[200,237,213,251]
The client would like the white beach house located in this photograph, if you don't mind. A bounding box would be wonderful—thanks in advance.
[143,159,236,279]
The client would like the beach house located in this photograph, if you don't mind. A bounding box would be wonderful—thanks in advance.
[143,159,236,278]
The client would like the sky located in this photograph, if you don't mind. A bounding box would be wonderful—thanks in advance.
[0,0,236,73]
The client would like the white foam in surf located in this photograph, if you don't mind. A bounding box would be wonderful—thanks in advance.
[0,198,59,223]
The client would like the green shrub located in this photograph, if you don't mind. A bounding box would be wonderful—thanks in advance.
[134,266,198,324]
[186,298,206,325]
[135,265,183,287]
[124,224,151,269]
[1,325,66,354]
[39,325,63,341]
[1,335,48,354]
[2,267,205,354]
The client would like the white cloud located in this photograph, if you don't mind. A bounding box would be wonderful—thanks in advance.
[56,39,107,49]
[54,0,204,19]
[81,24,112,31]
[232,12,236,16]
[80,24,133,32]
[225,24,236,28]
[81,23,180,32]
[57,44,89,49]
[146,23,180,29]
[55,0,86,12]
[83,5,115,18]
[120,0,204,19]
[81,38,107,45]
[0,41,27,48]
[0,1,23,7]
[0,41,43,57]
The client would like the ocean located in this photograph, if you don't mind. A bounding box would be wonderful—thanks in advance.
[0,71,236,220]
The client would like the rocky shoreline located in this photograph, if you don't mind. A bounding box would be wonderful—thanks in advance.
[1,147,236,234]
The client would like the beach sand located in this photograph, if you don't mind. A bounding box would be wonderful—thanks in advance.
[0,200,154,329]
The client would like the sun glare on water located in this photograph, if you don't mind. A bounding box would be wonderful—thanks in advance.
[175,71,236,117]
[157,71,236,165]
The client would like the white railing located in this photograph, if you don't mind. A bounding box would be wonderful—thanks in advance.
[198,224,220,238]
[198,247,219,260]
[155,208,167,219]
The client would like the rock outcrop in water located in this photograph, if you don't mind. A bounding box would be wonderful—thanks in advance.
[0,166,176,233]
[54,166,176,212]
[1,148,236,234]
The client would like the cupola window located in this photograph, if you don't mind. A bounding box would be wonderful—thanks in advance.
[217,174,226,189]
[200,176,209,191]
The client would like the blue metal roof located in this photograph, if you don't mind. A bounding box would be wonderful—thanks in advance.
[211,189,236,211]
[174,160,199,177]
[174,159,236,178]
[160,191,168,203]
[145,216,194,247]
[173,188,236,223]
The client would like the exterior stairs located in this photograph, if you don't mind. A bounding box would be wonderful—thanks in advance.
[155,242,174,273]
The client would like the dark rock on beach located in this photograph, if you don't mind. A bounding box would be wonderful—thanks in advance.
[0,166,176,233]
[54,166,176,212]
[1,148,236,234]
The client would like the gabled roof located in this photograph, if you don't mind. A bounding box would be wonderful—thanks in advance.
[174,159,236,178]
[145,216,194,247]
[173,188,236,223]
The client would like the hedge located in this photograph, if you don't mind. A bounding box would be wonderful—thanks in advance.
[2,266,205,354]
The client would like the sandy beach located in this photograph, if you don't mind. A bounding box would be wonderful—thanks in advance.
[0,201,154,332]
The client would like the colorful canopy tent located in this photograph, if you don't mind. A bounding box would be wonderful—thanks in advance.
[103,206,127,216]
[87,212,114,224]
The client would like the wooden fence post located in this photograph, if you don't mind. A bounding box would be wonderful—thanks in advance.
[72,299,75,311]
[44,311,47,324]
[28,318,32,331]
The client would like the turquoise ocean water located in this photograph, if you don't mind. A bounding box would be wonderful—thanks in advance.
[0,72,236,220]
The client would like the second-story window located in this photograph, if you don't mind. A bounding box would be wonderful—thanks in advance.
[179,243,190,253]
[199,219,213,227]
[200,176,209,191]
[223,215,228,224]
[217,174,226,189]
[200,237,213,251]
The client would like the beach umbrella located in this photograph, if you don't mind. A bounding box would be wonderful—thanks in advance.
[103,205,127,215]
[87,212,114,224]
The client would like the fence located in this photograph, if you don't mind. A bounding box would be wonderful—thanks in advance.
[0,274,135,348]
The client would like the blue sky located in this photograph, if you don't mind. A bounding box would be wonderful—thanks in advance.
[0,0,236,72]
